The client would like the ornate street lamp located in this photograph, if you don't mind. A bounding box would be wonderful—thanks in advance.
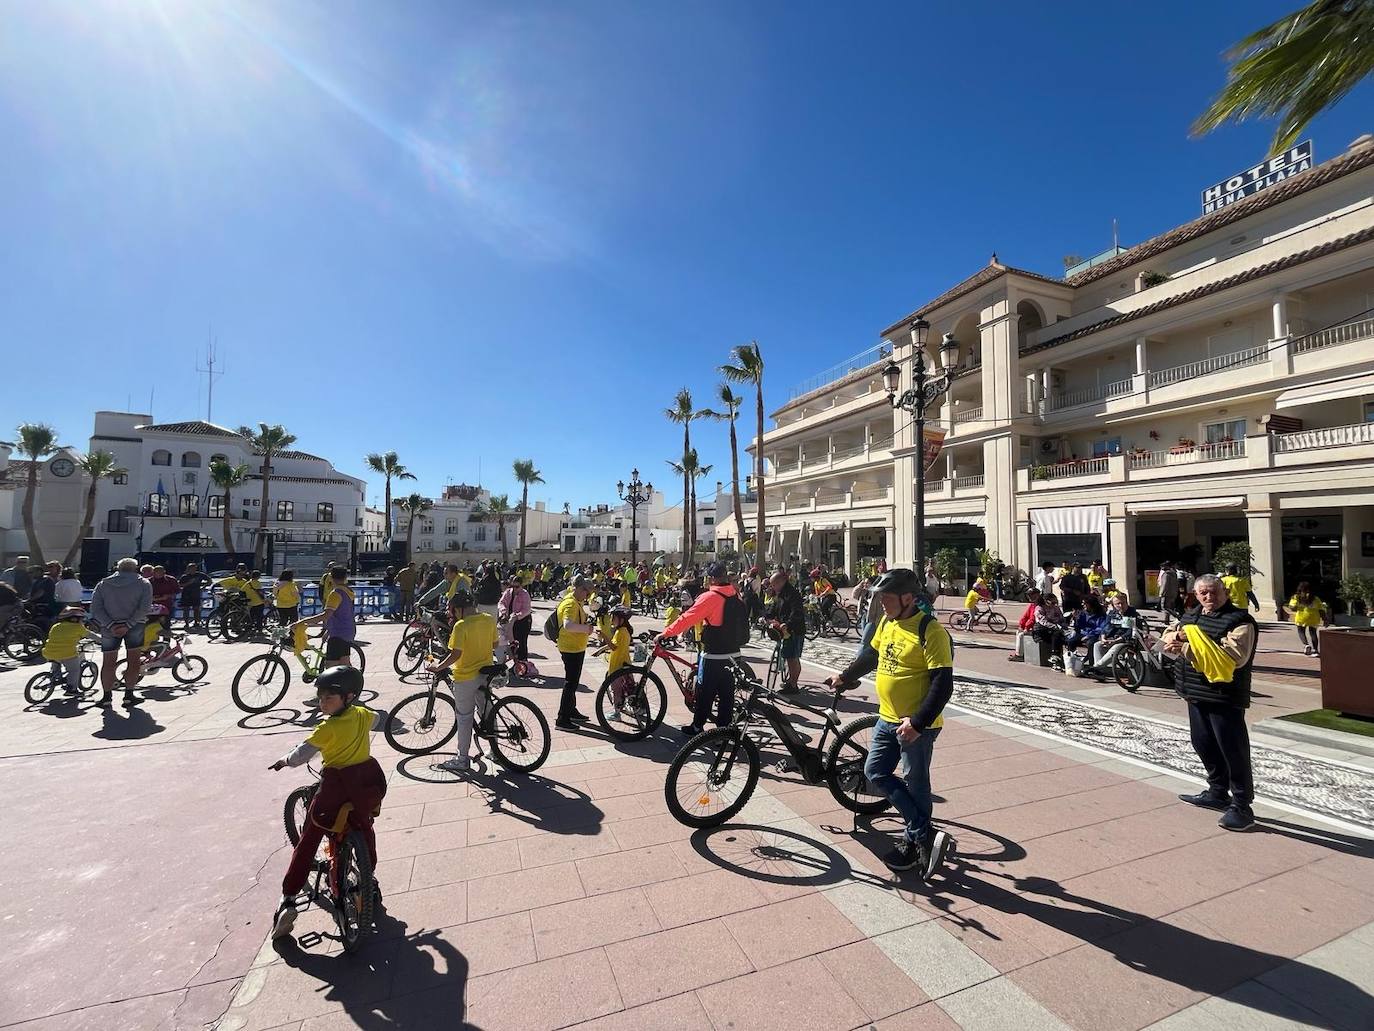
[617,468,653,566]
[883,317,958,568]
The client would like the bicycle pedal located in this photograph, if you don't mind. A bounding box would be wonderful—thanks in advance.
[774,759,795,774]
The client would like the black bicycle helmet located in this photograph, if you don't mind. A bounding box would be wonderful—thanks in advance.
[448,589,474,610]
[315,664,364,703]
[870,567,923,596]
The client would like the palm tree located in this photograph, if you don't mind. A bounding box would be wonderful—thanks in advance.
[1193,0,1374,153]
[512,459,545,560]
[397,493,432,564]
[208,458,251,562]
[688,450,713,560]
[14,423,57,565]
[62,451,127,566]
[665,449,710,560]
[702,383,746,560]
[721,342,765,566]
[238,423,297,566]
[664,388,706,565]
[474,494,520,565]
[365,451,417,545]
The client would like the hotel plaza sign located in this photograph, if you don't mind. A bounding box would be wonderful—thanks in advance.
[1201,141,1313,214]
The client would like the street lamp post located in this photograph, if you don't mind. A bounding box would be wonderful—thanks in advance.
[617,468,653,567]
[882,318,958,570]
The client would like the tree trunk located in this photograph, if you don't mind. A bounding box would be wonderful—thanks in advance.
[499,521,509,565]
[681,426,691,568]
[406,512,417,564]
[754,385,765,568]
[222,495,237,563]
[383,476,392,545]
[62,480,100,567]
[22,465,44,565]
[257,456,271,567]
[728,416,744,560]
[689,479,697,564]
[519,485,529,561]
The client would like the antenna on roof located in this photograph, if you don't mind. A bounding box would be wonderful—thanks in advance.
[197,332,225,423]
[1112,218,1120,251]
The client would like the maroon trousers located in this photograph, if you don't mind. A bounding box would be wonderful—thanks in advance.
[282,757,387,896]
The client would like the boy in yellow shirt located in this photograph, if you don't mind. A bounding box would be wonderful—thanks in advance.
[42,607,95,697]
[594,606,634,717]
[426,589,498,773]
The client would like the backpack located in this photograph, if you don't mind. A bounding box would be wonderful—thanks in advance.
[542,607,562,643]
[721,592,750,651]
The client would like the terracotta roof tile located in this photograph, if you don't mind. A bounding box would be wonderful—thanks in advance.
[879,261,1066,337]
[136,420,243,438]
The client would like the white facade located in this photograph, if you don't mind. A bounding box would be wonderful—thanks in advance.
[394,483,564,559]
[557,489,689,557]
[0,442,91,565]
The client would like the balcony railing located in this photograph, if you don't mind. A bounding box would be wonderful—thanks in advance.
[851,486,891,502]
[954,405,983,425]
[1047,383,1107,410]
[772,458,799,474]
[953,474,985,489]
[1129,439,1246,468]
[786,342,892,401]
[1104,377,1134,399]
[1292,315,1374,355]
[1274,422,1374,453]
[923,478,946,492]
[830,440,867,460]
[1033,457,1109,480]
[1148,344,1266,388]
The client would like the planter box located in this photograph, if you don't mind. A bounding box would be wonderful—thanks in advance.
[1320,627,1374,718]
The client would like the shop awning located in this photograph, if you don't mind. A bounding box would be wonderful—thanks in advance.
[924,513,986,528]
[1275,371,1374,410]
[1127,496,1244,514]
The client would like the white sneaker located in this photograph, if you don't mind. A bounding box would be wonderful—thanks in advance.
[437,756,470,773]
[271,898,298,939]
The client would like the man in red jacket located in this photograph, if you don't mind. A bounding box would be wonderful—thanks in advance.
[660,561,747,736]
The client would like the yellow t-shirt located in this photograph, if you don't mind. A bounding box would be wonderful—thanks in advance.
[1222,575,1252,609]
[275,581,300,608]
[220,576,263,606]
[1287,596,1327,628]
[813,578,835,596]
[307,704,373,768]
[963,590,981,610]
[872,614,954,727]
[319,573,334,606]
[446,612,498,681]
[43,621,89,661]
[1087,570,1104,590]
[142,622,163,648]
[607,626,631,674]
[664,605,681,630]
[556,595,590,653]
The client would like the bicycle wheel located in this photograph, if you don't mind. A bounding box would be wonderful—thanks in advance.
[384,689,458,755]
[488,695,551,772]
[231,654,291,712]
[1112,649,1145,693]
[5,624,44,662]
[173,654,209,684]
[665,727,760,828]
[283,783,317,847]
[24,670,56,704]
[804,611,822,641]
[334,829,374,953]
[987,611,1009,634]
[827,606,853,639]
[349,641,367,675]
[80,660,98,694]
[824,714,892,815]
[393,629,430,677]
[951,611,973,632]
[221,608,249,642]
[594,666,667,741]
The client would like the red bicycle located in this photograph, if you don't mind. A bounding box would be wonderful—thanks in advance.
[594,639,700,741]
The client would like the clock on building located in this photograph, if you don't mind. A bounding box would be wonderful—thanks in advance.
[50,457,75,478]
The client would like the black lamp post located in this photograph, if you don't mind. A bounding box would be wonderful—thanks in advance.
[617,468,652,566]
[883,317,958,569]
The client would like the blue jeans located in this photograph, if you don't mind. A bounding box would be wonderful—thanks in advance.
[864,719,940,844]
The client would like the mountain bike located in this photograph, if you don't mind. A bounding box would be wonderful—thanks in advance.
[2,606,46,662]
[23,638,100,703]
[804,596,853,641]
[282,763,378,953]
[382,663,551,771]
[663,652,891,828]
[392,607,448,677]
[950,601,1008,634]
[114,631,208,685]
[207,590,253,642]
[594,637,705,741]
[1108,615,1173,693]
[231,630,367,713]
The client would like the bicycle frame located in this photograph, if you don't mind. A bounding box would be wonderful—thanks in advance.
[717,660,847,784]
[644,642,700,703]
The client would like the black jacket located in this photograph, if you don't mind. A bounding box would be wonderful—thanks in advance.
[1173,602,1256,708]
[767,583,806,636]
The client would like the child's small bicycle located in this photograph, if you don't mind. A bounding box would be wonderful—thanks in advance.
[231,629,367,713]
[23,638,100,704]
[282,763,378,953]
[951,601,1008,633]
[114,632,209,685]
[594,638,703,741]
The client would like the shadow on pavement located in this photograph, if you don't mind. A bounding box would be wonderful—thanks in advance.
[91,704,164,741]
[690,822,887,890]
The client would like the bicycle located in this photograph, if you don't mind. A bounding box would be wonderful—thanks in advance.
[206,590,253,642]
[594,637,703,741]
[2,605,47,663]
[114,631,208,686]
[23,638,101,703]
[1108,615,1173,693]
[382,663,551,771]
[231,629,367,713]
[281,763,378,953]
[950,601,1008,634]
[392,607,448,677]
[803,595,853,641]
[663,637,891,827]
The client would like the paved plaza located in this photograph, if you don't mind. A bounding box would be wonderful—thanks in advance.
[3,600,1373,1031]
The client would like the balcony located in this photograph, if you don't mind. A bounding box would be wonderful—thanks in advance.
[1273,421,1374,453]
[1148,345,1266,389]
[1033,457,1109,481]
[953,405,982,425]
[953,474,985,490]
[1292,315,1374,356]
[784,342,892,402]
[1128,439,1246,468]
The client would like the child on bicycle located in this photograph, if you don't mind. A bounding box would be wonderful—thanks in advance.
[661,599,682,649]
[426,589,498,774]
[268,665,386,939]
[963,576,992,618]
[593,606,633,717]
[41,606,95,697]
[274,569,300,626]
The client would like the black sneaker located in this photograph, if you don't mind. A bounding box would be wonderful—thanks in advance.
[1179,789,1231,811]
[776,682,800,696]
[883,839,922,871]
[922,829,952,881]
[567,710,589,723]
[122,692,140,708]
[94,695,112,709]
[1219,804,1255,832]
[679,724,703,737]
[555,718,578,731]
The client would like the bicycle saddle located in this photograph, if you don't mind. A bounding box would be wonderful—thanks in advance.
[480,663,506,677]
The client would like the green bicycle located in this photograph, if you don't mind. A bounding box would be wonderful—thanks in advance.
[231,629,367,713]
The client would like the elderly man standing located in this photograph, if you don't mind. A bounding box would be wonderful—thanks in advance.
[90,557,153,708]
[1163,573,1259,831]
[1,555,32,595]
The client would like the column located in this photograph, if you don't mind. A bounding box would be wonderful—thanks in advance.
[1270,292,1294,376]
[1108,504,1138,599]
[1133,337,1151,406]
[945,451,956,484]
[1245,495,1284,620]
[842,522,857,577]
[888,332,918,568]
[983,434,1017,563]
[1038,367,1051,414]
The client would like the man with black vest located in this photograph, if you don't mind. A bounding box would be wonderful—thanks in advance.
[1163,573,1259,831]
[661,561,748,737]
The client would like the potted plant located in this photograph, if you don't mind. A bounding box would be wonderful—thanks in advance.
[932,547,963,594]
[1338,572,1374,625]
[1140,270,1169,288]
[1211,541,1255,577]
[1170,437,1196,455]
[1031,463,1051,481]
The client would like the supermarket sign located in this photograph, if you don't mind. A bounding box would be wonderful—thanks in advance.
[1201,140,1313,214]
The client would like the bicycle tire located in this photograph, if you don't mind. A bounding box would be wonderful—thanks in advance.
[1112,649,1145,693]
[987,611,1009,634]
[384,689,458,755]
[335,829,374,953]
[349,641,367,674]
[594,666,667,741]
[173,654,209,684]
[665,727,760,828]
[5,624,44,662]
[283,783,317,847]
[393,629,429,677]
[951,611,973,632]
[804,611,822,641]
[221,608,249,642]
[24,670,56,705]
[80,660,98,694]
[488,695,551,772]
[824,714,892,815]
[827,606,853,639]
[231,654,291,712]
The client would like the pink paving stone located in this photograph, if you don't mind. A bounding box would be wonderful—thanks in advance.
[608,811,697,850]
[465,860,586,921]
[517,826,621,870]
[966,779,1178,844]
[373,803,424,832]
[465,946,624,1031]
[220,940,401,1031]
[1308,849,1374,899]
[875,1002,964,1030]
[407,838,523,891]
[582,769,667,799]
[936,748,1082,790]
[465,810,552,845]
[373,881,468,936]
[938,764,1127,820]
[389,911,537,994]
[563,990,714,1031]
[373,817,469,858]
[696,954,869,1031]
[722,892,864,969]
[372,854,414,895]
[298,983,464,1030]
[818,939,930,1020]
[602,918,754,1007]
[420,794,503,825]
[530,885,662,959]
[642,868,771,929]
[933,905,1054,974]
[574,841,690,896]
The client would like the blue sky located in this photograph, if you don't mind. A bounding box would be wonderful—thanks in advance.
[4,0,1371,512]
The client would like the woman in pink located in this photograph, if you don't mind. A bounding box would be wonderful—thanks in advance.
[498,574,533,667]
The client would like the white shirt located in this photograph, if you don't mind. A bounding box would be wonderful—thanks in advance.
[1035,570,1055,595]
[55,579,85,604]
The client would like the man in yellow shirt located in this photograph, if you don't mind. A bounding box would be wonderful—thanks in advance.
[426,589,498,773]
[829,567,954,880]
[554,575,595,730]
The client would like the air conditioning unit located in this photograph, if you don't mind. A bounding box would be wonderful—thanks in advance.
[1038,437,1065,457]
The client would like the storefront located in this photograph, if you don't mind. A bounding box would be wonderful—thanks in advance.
[1029,505,1106,569]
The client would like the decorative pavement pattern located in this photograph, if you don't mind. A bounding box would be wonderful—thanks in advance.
[802,638,1374,831]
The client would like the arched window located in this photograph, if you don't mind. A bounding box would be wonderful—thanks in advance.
[181,451,202,468]
[151,449,172,466]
